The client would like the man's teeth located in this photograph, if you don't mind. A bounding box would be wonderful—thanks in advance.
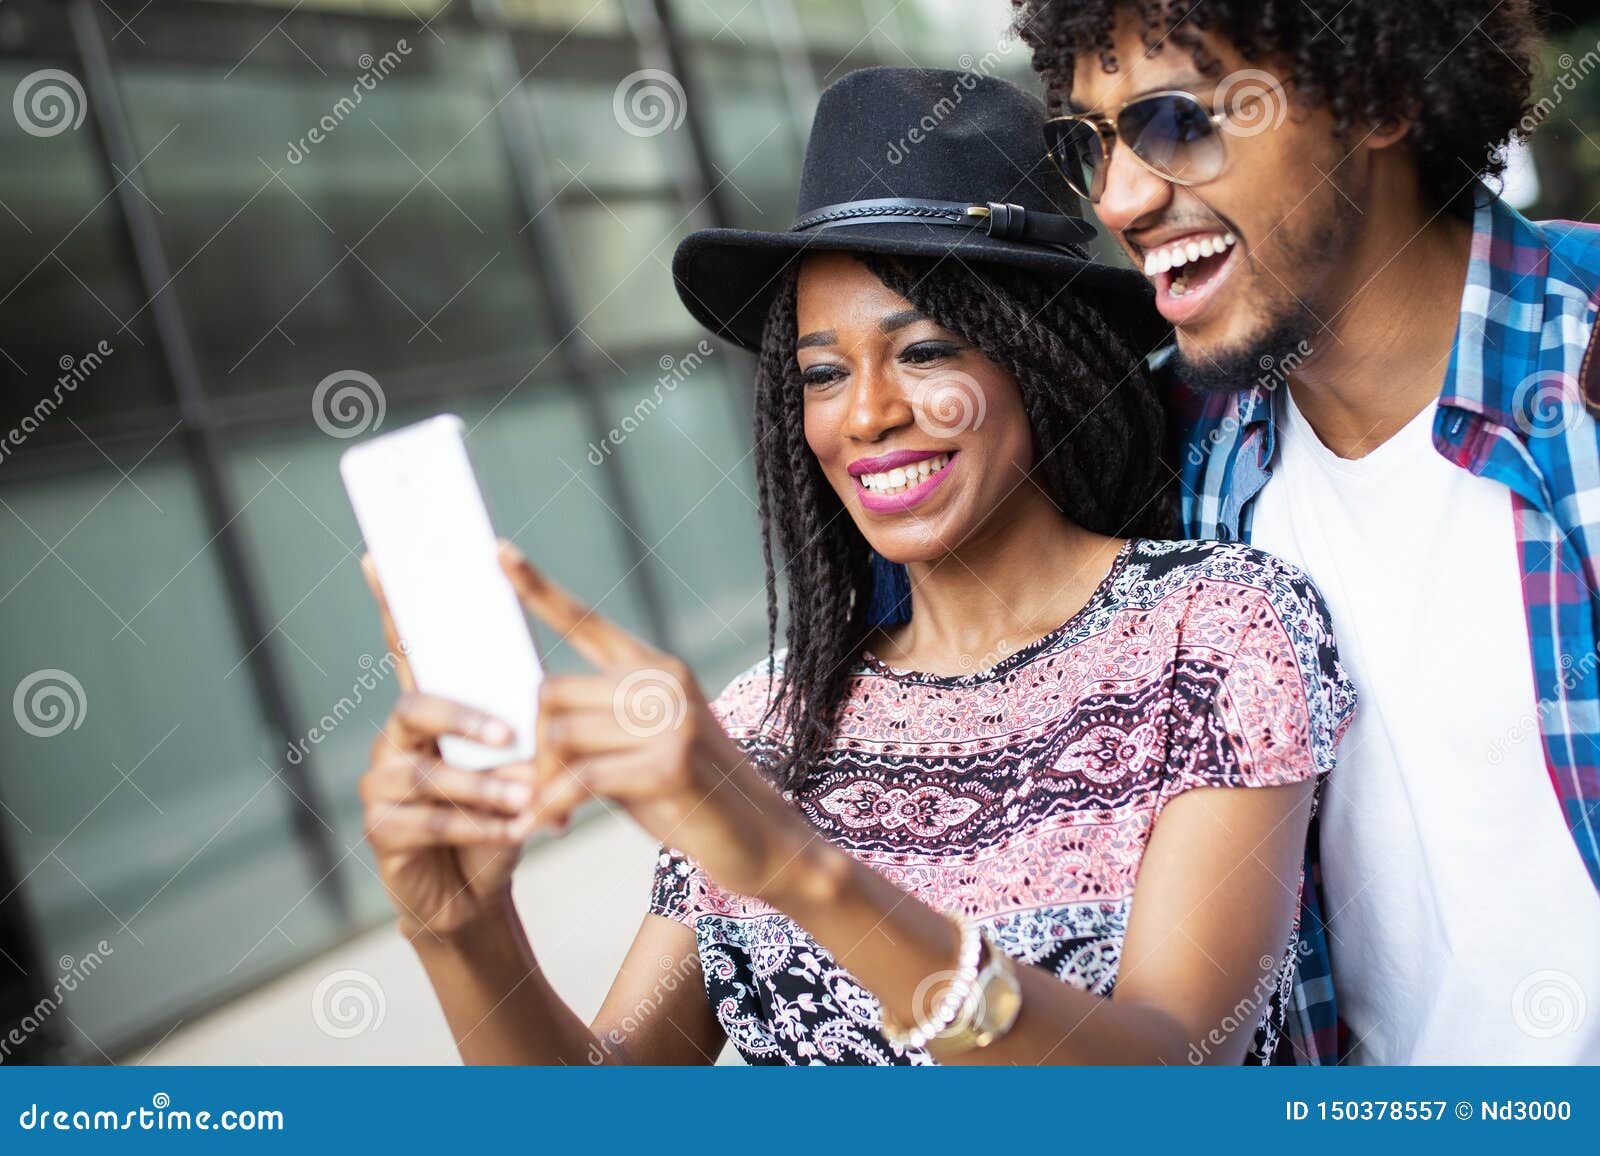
[858,453,951,494]
[1141,231,1236,277]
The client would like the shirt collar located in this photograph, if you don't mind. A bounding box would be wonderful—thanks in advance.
[1436,192,1550,427]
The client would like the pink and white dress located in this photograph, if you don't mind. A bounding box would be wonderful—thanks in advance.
[649,539,1354,1064]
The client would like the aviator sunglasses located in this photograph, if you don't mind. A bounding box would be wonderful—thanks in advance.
[1043,81,1285,203]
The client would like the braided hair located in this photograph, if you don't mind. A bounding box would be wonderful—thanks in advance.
[751,253,1174,790]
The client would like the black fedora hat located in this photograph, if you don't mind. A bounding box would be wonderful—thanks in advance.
[672,66,1163,353]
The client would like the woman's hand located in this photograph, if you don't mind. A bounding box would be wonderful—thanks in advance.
[357,557,537,938]
[498,541,813,901]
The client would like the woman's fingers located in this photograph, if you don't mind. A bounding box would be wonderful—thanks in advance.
[542,701,654,757]
[498,541,657,671]
[530,747,665,827]
[381,691,515,753]
[533,694,664,809]
[364,751,533,814]
[538,672,622,712]
[364,802,526,851]
[360,554,416,693]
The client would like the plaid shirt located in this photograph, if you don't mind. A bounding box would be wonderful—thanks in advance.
[1176,192,1600,1064]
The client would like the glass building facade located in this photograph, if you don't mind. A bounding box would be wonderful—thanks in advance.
[0,0,1029,1062]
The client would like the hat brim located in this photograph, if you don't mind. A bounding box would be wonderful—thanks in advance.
[672,220,1169,354]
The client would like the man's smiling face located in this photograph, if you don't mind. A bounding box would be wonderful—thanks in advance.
[1068,14,1361,388]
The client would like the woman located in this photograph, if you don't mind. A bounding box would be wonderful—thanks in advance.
[357,67,1352,1065]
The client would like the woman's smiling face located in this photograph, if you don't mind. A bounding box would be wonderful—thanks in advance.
[795,252,1037,563]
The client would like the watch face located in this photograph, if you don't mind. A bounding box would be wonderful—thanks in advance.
[982,969,1023,1032]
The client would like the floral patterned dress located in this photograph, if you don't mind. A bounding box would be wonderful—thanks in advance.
[648,539,1355,1064]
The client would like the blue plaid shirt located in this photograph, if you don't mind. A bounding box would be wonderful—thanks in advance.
[1176,192,1600,1063]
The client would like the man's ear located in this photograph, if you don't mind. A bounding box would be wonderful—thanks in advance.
[1366,112,1414,152]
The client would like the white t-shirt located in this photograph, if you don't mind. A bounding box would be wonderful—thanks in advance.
[1250,387,1600,1064]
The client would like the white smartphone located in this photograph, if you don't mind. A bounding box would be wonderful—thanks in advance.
[340,414,541,770]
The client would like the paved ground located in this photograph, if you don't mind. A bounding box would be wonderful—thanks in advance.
[134,812,737,1065]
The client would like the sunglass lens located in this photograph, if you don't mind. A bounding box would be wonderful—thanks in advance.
[1118,94,1225,185]
[1045,119,1107,202]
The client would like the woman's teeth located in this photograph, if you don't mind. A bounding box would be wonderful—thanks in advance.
[858,453,951,494]
[1142,231,1237,295]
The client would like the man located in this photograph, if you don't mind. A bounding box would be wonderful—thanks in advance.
[1016,0,1600,1063]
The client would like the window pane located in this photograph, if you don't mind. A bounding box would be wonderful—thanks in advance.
[523,68,675,196]
[501,0,626,33]
[112,18,551,397]
[600,360,765,687]
[562,203,701,349]
[789,0,873,49]
[0,454,345,1056]
[673,0,776,45]
[679,48,801,230]
[0,48,171,451]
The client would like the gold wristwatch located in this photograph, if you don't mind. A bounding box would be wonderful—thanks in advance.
[927,934,1023,1059]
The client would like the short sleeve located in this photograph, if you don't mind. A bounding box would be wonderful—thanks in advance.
[1161,562,1355,803]
[648,845,697,926]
